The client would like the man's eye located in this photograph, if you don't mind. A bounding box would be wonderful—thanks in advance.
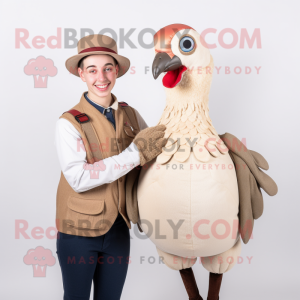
[105,68,112,71]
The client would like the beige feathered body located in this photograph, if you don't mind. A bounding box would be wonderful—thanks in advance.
[137,57,240,258]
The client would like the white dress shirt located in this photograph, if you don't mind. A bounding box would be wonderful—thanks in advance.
[55,100,148,193]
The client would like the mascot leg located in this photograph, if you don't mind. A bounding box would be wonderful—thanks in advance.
[207,272,223,300]
[201,237,242,274]
[156,247,202,300]
[156,246,197,270]
[179,268,203,300]
[201,238,242,300]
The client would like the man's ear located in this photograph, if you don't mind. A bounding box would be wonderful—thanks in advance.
[115,64,119,77]
[78,67,86,82]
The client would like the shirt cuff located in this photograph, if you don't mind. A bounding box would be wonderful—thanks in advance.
[126,142,141,166]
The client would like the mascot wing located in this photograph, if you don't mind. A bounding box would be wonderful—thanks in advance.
[219,132,278,244]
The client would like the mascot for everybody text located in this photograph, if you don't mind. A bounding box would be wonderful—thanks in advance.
[127,24,278,300]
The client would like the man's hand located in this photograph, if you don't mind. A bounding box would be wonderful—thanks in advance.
[133,125,167,166]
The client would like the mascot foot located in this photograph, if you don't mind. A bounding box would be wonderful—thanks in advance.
[179,268,203,300]
[207,272,223,300]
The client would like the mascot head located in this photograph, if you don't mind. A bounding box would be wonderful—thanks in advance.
[152,23,212,89]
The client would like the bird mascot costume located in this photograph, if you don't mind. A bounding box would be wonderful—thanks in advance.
[126,23,278,300]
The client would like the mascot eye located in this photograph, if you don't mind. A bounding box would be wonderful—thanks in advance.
[179,36,195,52]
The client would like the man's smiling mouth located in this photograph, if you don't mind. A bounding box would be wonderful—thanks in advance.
[94,83,110,91]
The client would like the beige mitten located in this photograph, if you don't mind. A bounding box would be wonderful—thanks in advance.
[133,125,167,166]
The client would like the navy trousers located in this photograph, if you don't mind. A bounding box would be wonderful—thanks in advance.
[56,213,130,300]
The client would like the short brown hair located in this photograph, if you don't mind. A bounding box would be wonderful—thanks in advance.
[78,55,118,71]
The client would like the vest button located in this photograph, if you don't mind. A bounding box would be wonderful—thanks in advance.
[119,178,123,182]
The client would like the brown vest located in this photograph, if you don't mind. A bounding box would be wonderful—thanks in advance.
[55,92,140,237]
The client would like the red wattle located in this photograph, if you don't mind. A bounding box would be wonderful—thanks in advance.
[162,66,187,88]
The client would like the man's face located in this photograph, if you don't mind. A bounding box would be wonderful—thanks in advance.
[78,54,119,99]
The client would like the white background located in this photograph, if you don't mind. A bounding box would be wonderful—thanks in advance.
[1,0,299,299]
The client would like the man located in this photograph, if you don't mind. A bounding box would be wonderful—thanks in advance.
[55,34,166,300]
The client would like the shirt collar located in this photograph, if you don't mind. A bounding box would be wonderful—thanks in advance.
[110,94,119,110]
[84,92,119,111]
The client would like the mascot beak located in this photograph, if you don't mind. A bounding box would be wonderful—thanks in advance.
[152,52,187,88]
[152,52,182,79]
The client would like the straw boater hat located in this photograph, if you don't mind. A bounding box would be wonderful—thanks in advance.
[65,34,130,78]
